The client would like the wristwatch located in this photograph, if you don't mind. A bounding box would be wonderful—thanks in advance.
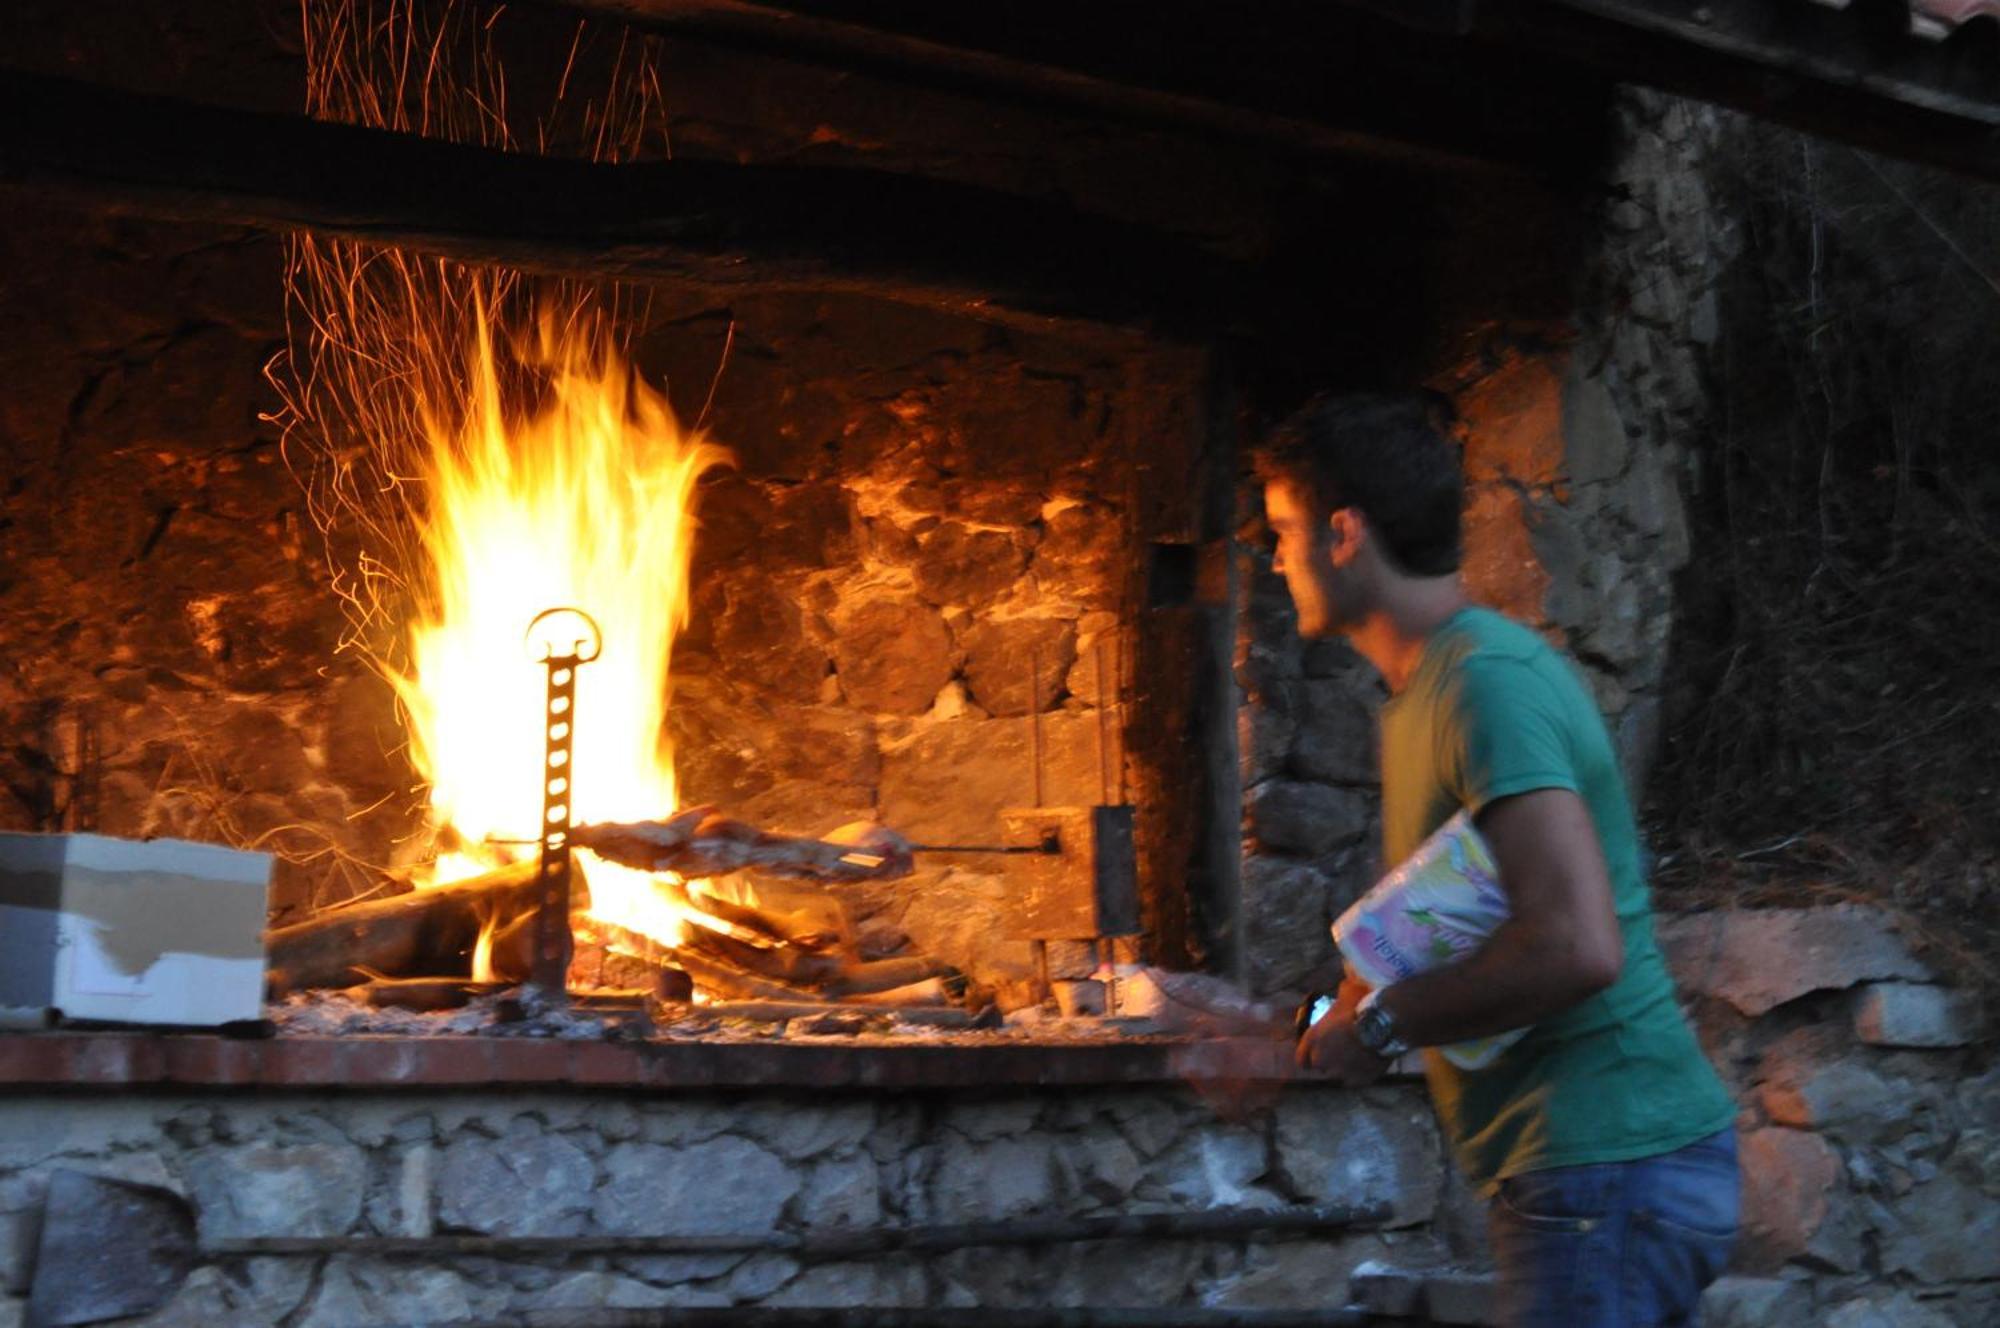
[1354,988,1412,1060]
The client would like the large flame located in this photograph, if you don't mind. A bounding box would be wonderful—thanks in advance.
[393,300,728,950]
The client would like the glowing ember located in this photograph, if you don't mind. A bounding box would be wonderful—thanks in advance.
[392,300,729,950]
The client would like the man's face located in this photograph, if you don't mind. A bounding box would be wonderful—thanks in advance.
[1265,479,1353,638]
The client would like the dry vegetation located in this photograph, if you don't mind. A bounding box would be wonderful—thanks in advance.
[1649,129,2000,996]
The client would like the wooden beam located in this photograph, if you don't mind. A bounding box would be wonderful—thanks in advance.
[1453,0,2000,184]
[547,0,1533,178]
[0,68,1261,344]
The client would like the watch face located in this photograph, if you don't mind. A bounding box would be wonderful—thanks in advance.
[1356,1006,1390,1050]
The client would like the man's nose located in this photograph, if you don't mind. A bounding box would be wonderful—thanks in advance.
[1271,548,1286,575]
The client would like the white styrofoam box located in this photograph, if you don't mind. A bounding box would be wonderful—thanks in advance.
[0,832,271,1027]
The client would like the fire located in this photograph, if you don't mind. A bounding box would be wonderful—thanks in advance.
[391,297,729,950]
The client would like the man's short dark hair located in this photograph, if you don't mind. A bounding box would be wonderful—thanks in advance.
[1257,392,1464,577]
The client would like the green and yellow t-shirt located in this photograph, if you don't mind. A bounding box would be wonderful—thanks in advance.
[1379,606,1734,1193]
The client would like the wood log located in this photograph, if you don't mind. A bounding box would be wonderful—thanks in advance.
[699,1000,984,1028]
[361,977,506,1012]
[842,978,949,1008]
[822,956,943,997]
[264,863,540,995]
[682,929,846,987]
[674,947,825,1003]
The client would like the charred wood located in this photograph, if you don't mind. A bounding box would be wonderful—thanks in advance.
[360,977,506,1012]
[264,863,541,995]
[696,1000,984,1028]
[673,946,826,1003]
[839,977,950,1007]
[682,929,847,987]
[822,956,944,997]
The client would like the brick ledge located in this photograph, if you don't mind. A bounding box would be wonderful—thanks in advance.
[0,1032,1308,1092]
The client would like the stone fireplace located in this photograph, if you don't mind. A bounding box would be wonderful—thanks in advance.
[0,3,1803,1323]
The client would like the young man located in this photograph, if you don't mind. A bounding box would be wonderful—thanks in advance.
[1263,394,1738,1328]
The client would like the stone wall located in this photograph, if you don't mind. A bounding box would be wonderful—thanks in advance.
[0,182,1209,1000]
[0,1078,1461,1325]
[1664,906,1997,1328]
[652,294,1205,1002]
[1234,87,1730,996]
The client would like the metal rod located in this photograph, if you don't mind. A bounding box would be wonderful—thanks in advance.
[1029,643,1045,808]
[448,1307,1372,1328]
[524,607,602,1001]
[214,1201,1386,1260]
[1095,636,1114,807]
[909,843,1054,856]
[533,653,580,996]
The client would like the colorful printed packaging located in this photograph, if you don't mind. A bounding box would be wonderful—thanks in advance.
[1331,810,1527,1070]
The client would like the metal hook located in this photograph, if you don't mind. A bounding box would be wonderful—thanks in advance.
[523,605,603,664]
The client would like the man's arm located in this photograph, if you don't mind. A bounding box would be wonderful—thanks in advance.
[1298,787,1623,1078]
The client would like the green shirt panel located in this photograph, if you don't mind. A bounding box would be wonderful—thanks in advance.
[1378,607,1734,1193]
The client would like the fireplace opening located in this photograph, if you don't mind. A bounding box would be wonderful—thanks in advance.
[0,0,1600,1055]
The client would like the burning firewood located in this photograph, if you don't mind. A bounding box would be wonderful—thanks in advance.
[264,862,543,995]
[571,810,915,884]
[674,946,826,1003]
[823,956,946,997]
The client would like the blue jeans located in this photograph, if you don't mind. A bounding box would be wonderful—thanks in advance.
[1489,1128,1739,1328]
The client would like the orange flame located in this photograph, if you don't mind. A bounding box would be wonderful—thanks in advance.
[393,300,729,949]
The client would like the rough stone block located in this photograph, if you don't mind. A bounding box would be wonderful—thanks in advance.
[1287,679,1377,785]
[1881,1173,2000,1282]
[184,1143,365,1242]
[1347,1259,1424,1317]
[796,1153,882,1229]
[1422,1265,1499,1325]
[1210,1234,1398,1308]
[1459,352,1565,487]
[828,598,953,713]
[1460,485,1551,627]
[1825,1292,1958,1328]
[1272,1089,1443,1227]
[763,1260,926,1308]
[1658,906,1933,1016]
[1852,983,1987,1049]
[1738,1127,1840,1271]
[1699,1275,1813,1328]
[1047,1237,1207,1308]
[913,521,1029,608]
[926,1134,1063,1221]
[877,709,1103,846]
[1758,1041,1904,1143]
[296,1259,508,1328]
[1246,779,1369,857]
[1139,1127,1272,1209]
[0,1209,35,1296]
[1051,1132,1142,1206]
[593,1137,797,1237]
[437,1126,593,1237]
[526,1272,674,1312]
[1240,854,1336,996]
[959,616,1077,716]
[1946,1127,2000,1196]
[1562,364,1630,486]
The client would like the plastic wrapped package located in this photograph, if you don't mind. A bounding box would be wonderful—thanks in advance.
[1331,810,1527,1069]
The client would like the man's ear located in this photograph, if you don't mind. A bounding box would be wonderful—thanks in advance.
[1326,507,1366,566]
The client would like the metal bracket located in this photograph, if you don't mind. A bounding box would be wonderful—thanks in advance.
[524,607,602,1000]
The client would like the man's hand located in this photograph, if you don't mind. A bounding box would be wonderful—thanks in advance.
[1295,977,1389,1084]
